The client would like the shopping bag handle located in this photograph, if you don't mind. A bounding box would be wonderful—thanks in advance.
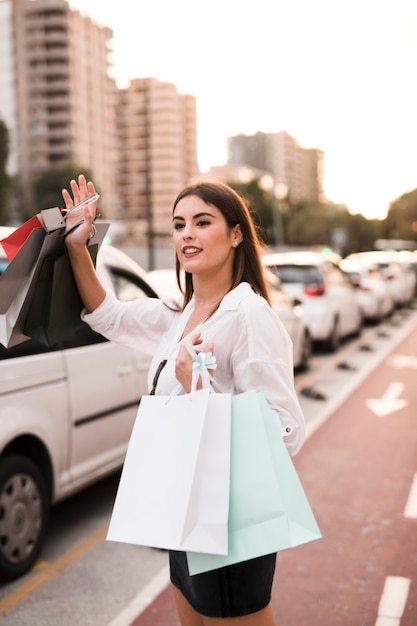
[163,339,218,404]
[183,337,217,391]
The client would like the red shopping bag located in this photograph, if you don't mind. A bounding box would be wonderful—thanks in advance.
[0,207,64,262]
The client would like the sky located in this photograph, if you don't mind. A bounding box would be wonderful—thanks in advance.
[69,0,417,220]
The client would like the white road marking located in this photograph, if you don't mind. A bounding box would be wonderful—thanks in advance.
[106,564,170,626]
[375,576,410,626]
[404,472,417,519]
[389,354,417,369]
[366,382,408,417]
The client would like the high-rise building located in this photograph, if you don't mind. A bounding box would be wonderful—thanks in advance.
[117,77,199,235]
[1,0,117,216]
[228,130,324,204]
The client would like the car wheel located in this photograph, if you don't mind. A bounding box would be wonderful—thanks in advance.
[298,330,312,371]
[0,455,49,581]
[325,317,340,352]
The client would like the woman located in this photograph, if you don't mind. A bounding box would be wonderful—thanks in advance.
[63,174,306,625]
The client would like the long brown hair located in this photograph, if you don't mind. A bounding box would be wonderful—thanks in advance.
[172,180,271,308]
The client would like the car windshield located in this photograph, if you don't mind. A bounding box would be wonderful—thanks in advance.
[271,264,323,285]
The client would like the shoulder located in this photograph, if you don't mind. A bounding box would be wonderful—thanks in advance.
[220,282,284,335]
[221,282,268,311]
[221,282,272,318]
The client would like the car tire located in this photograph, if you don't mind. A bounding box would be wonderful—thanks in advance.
[0,455,49,581]
[325,317,340,352]
[298,330,312,371]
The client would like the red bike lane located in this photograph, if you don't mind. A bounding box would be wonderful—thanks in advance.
[131,322,417,626]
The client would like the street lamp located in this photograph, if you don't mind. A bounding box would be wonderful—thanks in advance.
[260,175,287,250]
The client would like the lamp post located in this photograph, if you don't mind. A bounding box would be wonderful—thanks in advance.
[260,175,287,250]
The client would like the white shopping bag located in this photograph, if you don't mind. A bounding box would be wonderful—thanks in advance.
[107,387,231,555]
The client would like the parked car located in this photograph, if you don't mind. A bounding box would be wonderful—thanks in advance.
[339,258,395,322]
[261,251,363,351]
[147,267,312,371]
[0,239,161,581]
[345,251,416,308]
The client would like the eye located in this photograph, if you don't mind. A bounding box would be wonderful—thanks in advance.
[196,219,210,227]
[173,222,184,230]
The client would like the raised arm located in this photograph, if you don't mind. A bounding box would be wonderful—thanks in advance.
[62,174,106,313]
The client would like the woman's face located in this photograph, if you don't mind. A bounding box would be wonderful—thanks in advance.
[172,195,240,278]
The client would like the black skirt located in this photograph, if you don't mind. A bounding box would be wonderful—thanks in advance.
[169,550,277,618]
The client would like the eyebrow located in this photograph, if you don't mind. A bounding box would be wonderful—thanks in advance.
[172,211,216,222]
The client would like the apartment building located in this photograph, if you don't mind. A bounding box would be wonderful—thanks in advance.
[117,77,199,236]
[228,130,324,204]
[1,0,117,216]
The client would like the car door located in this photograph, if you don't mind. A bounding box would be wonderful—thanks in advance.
[62,263,157,491]
[62,332,147,488]
[323,261,360,336]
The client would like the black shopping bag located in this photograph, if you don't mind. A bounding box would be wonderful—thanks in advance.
[23,244,98,346]
[6,221,109,349]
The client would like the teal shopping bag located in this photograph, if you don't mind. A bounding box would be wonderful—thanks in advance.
[187,390,322,575]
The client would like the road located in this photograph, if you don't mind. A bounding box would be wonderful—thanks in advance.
[1,306,416,625]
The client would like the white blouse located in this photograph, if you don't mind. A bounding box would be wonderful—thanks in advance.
[82,282,306,455]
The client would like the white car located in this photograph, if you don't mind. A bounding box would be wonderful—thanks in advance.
[339,258,395,322]
[261,250,363,351]
[345,251,416,308]
[147,267,312,371]
[0,238,160,581]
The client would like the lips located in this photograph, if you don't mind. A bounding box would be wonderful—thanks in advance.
[182,246,201,255]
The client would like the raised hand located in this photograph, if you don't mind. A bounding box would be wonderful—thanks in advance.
[61,174,99,245]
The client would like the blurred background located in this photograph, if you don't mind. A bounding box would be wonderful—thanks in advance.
[0,0,416,270]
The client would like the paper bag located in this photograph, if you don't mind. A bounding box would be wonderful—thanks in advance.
[2,221,109,348]
[0,207,63,261]
[0,229,46,315]
[107,388,231,555]
[23,244,98,346]
[187,390,322,575]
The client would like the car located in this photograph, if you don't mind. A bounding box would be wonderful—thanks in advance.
[396,250,417,297]
[0,236,161,581]
[345,251,416,308]
[261,250,363,351]
[339,258,395,323]
[147,267,312,371]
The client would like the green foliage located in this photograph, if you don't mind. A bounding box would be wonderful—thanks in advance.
[384,189,417,241]
[224,180,390,254]
[0,120,11,225]
[34,164,94,213]
[226,178,274,245]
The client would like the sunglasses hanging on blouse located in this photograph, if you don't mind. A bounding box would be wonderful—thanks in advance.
[149,359,167,395]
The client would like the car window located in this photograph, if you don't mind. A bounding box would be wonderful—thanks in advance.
[0,261,159,359]
[0,338,57,360]
[272,264,323,285]
[107,268,159,302]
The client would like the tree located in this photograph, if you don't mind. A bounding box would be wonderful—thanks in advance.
[384,189,417,241]
[226,178,274,245]
[0,119,11,225]
[284,200,382,254]
[33,164,94,214]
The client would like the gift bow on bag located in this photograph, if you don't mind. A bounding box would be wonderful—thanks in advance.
[106,348,232,555]
[187,390,322,575]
